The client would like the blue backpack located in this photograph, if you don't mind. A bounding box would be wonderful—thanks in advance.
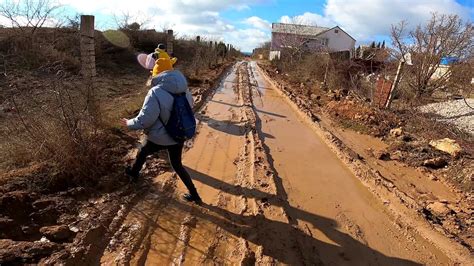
[161,92,196,142]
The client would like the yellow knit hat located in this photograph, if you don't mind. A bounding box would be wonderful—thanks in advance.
[151,49,177,76]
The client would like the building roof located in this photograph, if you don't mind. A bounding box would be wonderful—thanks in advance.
[272,23,356,42]
[272,23,329,37]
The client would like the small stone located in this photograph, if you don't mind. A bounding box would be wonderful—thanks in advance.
[389,127,403,138]
[32,198,57,210]
[38,236,51,243]
[375,150,391,161]
[39,225,75,242]
[426,202,452,216]
[310,94,320,101]
[69,226,79,233]
[401,134,413,142]
[391,150,403,161]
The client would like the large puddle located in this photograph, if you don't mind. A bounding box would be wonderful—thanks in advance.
[248,61,451,265]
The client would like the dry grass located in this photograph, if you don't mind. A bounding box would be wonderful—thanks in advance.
[1,75,112,181]
[0,26,240,189]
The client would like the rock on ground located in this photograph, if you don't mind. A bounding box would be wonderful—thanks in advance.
[429,138,462,157]
[39,225,75,242]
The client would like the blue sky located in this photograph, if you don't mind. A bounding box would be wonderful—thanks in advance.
[1,0,473,52]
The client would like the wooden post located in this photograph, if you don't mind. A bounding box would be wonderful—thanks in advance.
[214,41,218,65]
[80,15,96,78]
[322,54,330,90]
[166,29,174,55]
[385,61,405,108]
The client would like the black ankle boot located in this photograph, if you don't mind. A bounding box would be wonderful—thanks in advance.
[183,193,202,203]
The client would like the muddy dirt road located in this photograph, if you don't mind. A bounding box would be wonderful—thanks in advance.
[100,62,466,265]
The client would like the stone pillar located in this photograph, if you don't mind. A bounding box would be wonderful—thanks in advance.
[166,30,174,55]
[80,15,96,78]
[215,41,219,65]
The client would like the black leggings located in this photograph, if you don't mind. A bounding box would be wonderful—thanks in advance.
[131,140,199,196]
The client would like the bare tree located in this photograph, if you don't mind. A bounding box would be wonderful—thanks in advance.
[391,13,474,98]
[113,11,151,31]
[0,0,61,35]
[274,30,328,65]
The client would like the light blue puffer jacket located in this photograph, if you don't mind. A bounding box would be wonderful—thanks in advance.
[126,70,193,145]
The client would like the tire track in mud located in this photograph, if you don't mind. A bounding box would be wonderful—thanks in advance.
[99,174,178,265]
[99,61,465,265]
[242,62,322,265]
[181,62,253,265]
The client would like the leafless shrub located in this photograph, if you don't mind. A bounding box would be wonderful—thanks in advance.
[0,0,62,35]
[173,37,238,78]
[273,47,385,103]
[182,40,215,76]
[252,42,270,59]
[391,13,474,98]
[0,1,80,70]
[2,74,110,181]
[113,11,151,31]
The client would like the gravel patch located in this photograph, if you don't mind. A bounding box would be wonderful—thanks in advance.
[419,99,474,135]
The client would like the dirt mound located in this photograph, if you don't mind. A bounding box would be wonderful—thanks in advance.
[0,239,60,265]
[326,100,401,136]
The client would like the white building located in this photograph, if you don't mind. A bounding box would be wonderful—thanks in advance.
[270,23,356,60]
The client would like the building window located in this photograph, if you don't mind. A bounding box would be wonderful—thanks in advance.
[335,29,339,33]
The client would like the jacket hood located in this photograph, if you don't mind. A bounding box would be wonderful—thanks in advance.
[150,70,187,94]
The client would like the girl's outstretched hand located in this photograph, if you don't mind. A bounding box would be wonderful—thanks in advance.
[120,118,128,128]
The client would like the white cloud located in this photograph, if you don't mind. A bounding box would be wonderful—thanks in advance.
[0,15,60,28]
[56,0,258,16]
[53,0,268,52]
[280,12,334,28]
[280,0,471,42]
[224,28,270,52]
[243,16,271,30]
[326,0,470,40]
